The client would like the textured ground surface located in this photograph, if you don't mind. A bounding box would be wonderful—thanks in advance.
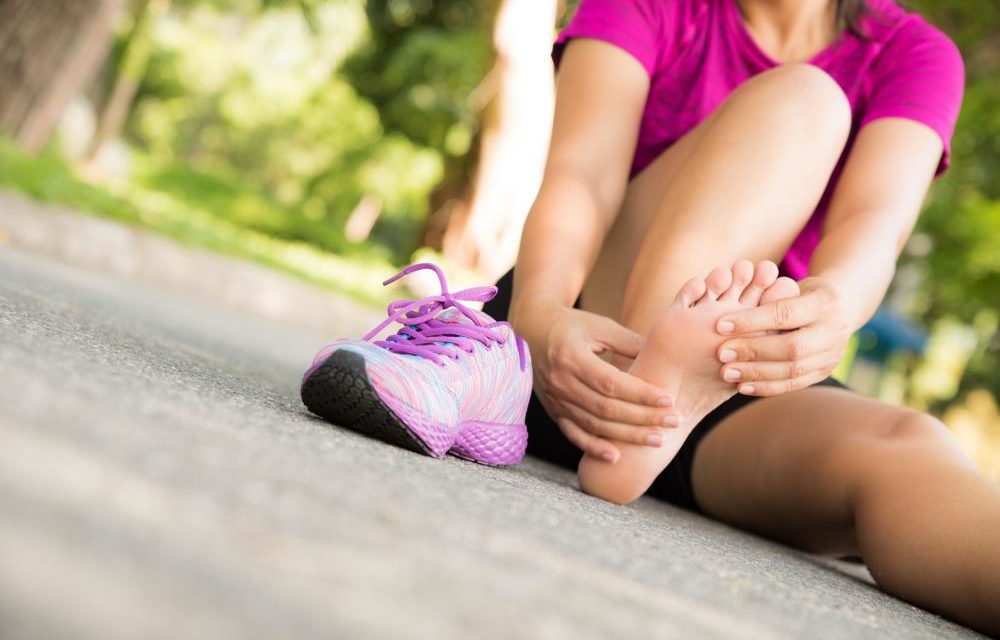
[0,245,986,640]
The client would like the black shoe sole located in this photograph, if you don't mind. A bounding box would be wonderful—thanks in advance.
[300,349,432,456]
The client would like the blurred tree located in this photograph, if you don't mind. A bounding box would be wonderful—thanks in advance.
[84,0,172,169]
[0,0,121,152]
[339,0,497,259]
[342,0,495,153]
[903,0,1000,402]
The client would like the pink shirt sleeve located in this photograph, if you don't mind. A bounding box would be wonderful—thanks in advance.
[860,18,965,175]
[552,0,666,77]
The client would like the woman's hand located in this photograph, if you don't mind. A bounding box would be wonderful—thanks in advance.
[713,277,852,396]
[514,299,679,463]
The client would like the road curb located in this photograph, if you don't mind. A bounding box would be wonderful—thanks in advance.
[0,189,380,336]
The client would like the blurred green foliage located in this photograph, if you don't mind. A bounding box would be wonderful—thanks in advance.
[0,138,396,304]
[127,1,424,262]
[121,0,494,265]
[904,0,1000,401]
[343,0,494,154]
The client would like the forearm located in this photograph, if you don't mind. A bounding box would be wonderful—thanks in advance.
[809,210,910,331]
[510,168,616,326]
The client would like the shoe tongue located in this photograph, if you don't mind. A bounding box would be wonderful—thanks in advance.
[433,306,493,327]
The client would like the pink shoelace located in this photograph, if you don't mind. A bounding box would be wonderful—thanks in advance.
[363,263,527,370]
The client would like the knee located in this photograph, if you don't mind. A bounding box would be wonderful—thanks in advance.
[748,63,852,143]
[820,409,969,504]
[845,410,974,496]
[877,410,955,448]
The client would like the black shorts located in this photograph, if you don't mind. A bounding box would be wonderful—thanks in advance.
[483,268,848,513]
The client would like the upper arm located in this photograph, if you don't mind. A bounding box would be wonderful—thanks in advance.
[823,118,942,252]
[824,19,964,252]
[546,39,650,225]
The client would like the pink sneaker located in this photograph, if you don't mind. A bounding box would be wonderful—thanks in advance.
[301,263,532,465]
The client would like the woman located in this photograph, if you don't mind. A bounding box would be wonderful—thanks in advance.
[482,0,1000,634]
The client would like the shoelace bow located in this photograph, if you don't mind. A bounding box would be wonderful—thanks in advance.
[362,263,527,371]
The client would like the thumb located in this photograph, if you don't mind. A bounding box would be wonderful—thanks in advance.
[592,316,644,358]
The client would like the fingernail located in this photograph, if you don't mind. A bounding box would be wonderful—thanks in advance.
[662,414,679,427]
[719,349,737,363]
[739,384,755,395]
[601,451,616,463]
[657,396,673,407]
[718,320,735,334]
[724,369,742,382]
[646,433,663,447]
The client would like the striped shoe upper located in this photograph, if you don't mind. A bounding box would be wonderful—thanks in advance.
[302,263,532,430]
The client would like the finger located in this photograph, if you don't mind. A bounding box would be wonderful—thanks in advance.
[566,376,680,428]
[718,326,828,364]
[561,399,672,447]
[575,353,674,407]
[557,417,620,462]
[721,350,841,384]
[591,315,645,359]
[717,290,822,335]
[735,369,830,397]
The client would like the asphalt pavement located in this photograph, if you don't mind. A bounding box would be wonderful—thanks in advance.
[0,245,986,640]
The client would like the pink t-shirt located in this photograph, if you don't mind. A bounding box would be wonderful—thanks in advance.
[554,0,965,279]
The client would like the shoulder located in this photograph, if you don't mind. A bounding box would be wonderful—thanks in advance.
[557,0,696,75]
[563,0,667,23]
[562,0,700,33]
[862,0,963,71]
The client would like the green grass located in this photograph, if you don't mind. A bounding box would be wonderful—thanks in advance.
[0,139,394,306]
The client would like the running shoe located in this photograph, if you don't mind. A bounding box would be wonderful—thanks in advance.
[301,262,532,465]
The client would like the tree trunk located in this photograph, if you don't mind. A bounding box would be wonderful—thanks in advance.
[0,0,120,153]
[83,0,169,167]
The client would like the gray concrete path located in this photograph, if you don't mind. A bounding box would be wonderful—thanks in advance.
[0,245,985,640]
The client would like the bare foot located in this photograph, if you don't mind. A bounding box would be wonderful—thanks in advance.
[578,260,800,504]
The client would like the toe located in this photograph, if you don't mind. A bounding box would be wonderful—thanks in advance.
[676,277,708,307]
[760,276,800,304]
[740,260,780,305]
[704,267,734,301]
[721,260,754,301]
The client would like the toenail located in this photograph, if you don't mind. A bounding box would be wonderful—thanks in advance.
[724,369,742,382]
[719,349,737,363]
[718,320,735,334]
[646,433,663,447]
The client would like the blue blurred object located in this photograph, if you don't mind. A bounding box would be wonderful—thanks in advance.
[855,308,929,363]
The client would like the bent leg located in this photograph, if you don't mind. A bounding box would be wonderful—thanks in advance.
[582,63,850,333]
[576,64,851,505]
[692,388,1000,636]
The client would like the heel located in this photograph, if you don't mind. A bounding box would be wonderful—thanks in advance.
[450,421,528,466]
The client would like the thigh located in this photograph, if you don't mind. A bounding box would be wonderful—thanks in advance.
[579,102,715,318]
[689,386,970,556]
[582,65,849,323]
